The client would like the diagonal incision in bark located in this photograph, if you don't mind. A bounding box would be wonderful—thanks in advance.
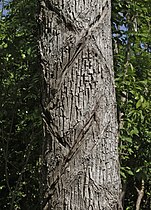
[57,4,109,90]
[41,102,69,147]
[41,0,111,171]
[63,92,106,164]
[91,35,113,79]
[42,102,84,149]
[42,97,102,203]
[40,1,119,208]
[43,0,77,32]
[41,1,109,96]
[64,111,94,163]
[43,118,111,209]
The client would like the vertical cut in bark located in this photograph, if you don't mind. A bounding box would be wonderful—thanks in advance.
[39,0,121,209]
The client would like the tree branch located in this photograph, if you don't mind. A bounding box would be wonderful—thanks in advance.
[135,179,144,210]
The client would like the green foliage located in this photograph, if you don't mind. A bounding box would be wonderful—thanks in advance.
[0,0,42,209]
[112,0,151,209]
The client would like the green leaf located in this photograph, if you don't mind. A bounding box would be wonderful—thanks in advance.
[136,168,142,173]
[127,170,134,176]
[142,100,149,108]
[21,53,26,59]
[136,99,142,108]
[130,127,139,136]
[126,137,132,143]
[120,171,127,179]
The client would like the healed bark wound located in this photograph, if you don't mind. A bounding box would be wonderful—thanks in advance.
[39,0,121,209]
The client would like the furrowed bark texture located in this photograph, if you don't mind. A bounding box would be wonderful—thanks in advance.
[39,0,121,209]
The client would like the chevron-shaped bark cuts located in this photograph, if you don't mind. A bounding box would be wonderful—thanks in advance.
[39,0,121,209]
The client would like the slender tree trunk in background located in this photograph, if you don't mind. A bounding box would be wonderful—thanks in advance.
[39,0,121,209]
[135,179,144,210]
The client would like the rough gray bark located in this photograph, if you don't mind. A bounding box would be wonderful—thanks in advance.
[39,0,121,209]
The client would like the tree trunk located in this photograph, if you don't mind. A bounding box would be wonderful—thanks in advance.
[135,179,144,210]
[39,0,121,209]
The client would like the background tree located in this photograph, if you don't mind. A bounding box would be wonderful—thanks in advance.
[39,0,121,209]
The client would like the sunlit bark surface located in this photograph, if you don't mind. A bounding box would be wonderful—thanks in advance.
[39,0,121,209]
